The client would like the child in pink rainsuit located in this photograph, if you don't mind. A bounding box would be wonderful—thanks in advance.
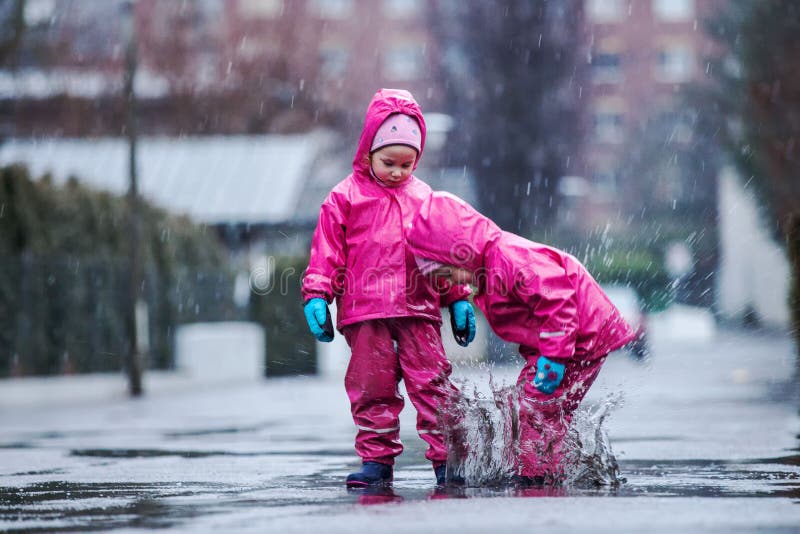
[302,89,475,488]
[407,191,636,485]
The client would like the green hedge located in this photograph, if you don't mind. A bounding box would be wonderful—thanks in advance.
[543,221,716,312]
[582,247,673,312]
[248,256,317,377]
[0,164,235,377]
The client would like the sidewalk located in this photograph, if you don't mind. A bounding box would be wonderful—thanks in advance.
[0,369,266,410]
[1,306,799,533]
[0,321,266,410]
[0,305,791,411]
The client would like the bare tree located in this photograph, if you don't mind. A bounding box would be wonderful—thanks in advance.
[430,0,584,236]
[705,1,800,373]
[0,0,25,67]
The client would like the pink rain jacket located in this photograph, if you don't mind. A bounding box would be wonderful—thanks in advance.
[302,89,470,329]
[407,192,636,359]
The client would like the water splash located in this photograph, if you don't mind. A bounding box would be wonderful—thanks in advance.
[440,377,519,486]
[440,375,625,488]
[562,393,625,487]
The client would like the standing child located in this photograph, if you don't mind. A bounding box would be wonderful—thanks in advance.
[302,89,476,488]
[407,192,636,485]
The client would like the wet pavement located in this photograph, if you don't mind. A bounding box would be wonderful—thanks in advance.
[1,319,799,532]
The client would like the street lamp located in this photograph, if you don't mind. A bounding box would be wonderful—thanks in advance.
[122,0,144,396]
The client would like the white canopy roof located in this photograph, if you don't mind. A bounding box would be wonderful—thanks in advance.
[0,133,329,224]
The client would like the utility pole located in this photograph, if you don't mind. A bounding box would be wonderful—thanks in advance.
[123,0,143,396]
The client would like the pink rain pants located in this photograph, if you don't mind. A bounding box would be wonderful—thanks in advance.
[343,317,457,466]
[516,350,608,479]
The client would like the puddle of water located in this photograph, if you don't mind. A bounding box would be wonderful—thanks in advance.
[430,374,800,499]
[0,481,237,532]
[164,426,264,438]
[438,375,625,488]
[2,456,799,532]
[2,379,798,532]
[69,448,353,459]
[70,449,225,459]
[0,443,32,449]
[617,457,800,498]
[8,468,68,477]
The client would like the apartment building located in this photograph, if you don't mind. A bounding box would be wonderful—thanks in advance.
[581,0,721,200]
[5,0,443,135]
[9,0,723,182]
[221,0,443,118]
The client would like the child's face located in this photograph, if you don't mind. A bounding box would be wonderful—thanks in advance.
[370,145,417,187]
[431,265,474,285]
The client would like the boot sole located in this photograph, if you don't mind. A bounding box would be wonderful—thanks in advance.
[345,479,392,489]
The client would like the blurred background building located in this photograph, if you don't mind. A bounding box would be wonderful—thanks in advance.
[1,0,797,381]
[577,0,721,228]
[2,0,446,136]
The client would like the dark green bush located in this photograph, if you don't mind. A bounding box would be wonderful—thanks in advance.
[0,164,235,377]
[582,247,673,312]
[248,256,317,377]
[543,220,716,313]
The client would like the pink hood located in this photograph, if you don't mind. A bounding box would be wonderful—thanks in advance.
[407,192,635,359]
[352,88,426,176]
[302,91,468,329]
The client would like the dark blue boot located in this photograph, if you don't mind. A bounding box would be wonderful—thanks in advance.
[434,464,465,486]
[346,461,393,488]
[511,475,546,488]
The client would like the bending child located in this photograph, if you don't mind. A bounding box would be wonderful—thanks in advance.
[302,90,476,488]
[407,191,635,485]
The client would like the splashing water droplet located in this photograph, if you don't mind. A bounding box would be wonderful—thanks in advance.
[439,375,625,488]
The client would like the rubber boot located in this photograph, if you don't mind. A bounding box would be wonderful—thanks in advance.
[346,461,393,488]
[434,464,465,487]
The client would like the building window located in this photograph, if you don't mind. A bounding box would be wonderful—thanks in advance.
[383,0,422,19]
[319,43,349,79]
[237,36,279,60]
[24,0,56,25]
[196,0,224,19]
[592,170,618,194]
[656,43,694,83]
[383,43,424,80]
[238,0,283,18]
[594,112,624,143]
[593,98,625,143]
[308,0,354,19]
[652,0,694,22]
[591,52,622,84]
[585,0,625,23]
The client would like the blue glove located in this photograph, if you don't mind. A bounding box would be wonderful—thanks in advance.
[449,300,476,347]
[303,298,334,342]
[532,356,565,394]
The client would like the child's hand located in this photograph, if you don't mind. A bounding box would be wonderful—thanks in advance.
[303,298,334,342]
[449,300,476,347]
[532,356,565,394]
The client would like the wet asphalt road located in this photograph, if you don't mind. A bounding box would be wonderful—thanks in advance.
[0,323,799,532]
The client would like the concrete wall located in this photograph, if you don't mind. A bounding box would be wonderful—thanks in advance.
[174,322,265,383]
[716,166,790,328]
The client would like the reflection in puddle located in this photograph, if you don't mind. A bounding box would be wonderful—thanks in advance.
[0,442,33,449]
[69,448,353,459]
[8,468,67,477]
[0,481,232,531]
[71,449,228,459]
[618,457,800,498]
[164,426,264,438]
[351,486,405,505]
[2,456,799,531]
